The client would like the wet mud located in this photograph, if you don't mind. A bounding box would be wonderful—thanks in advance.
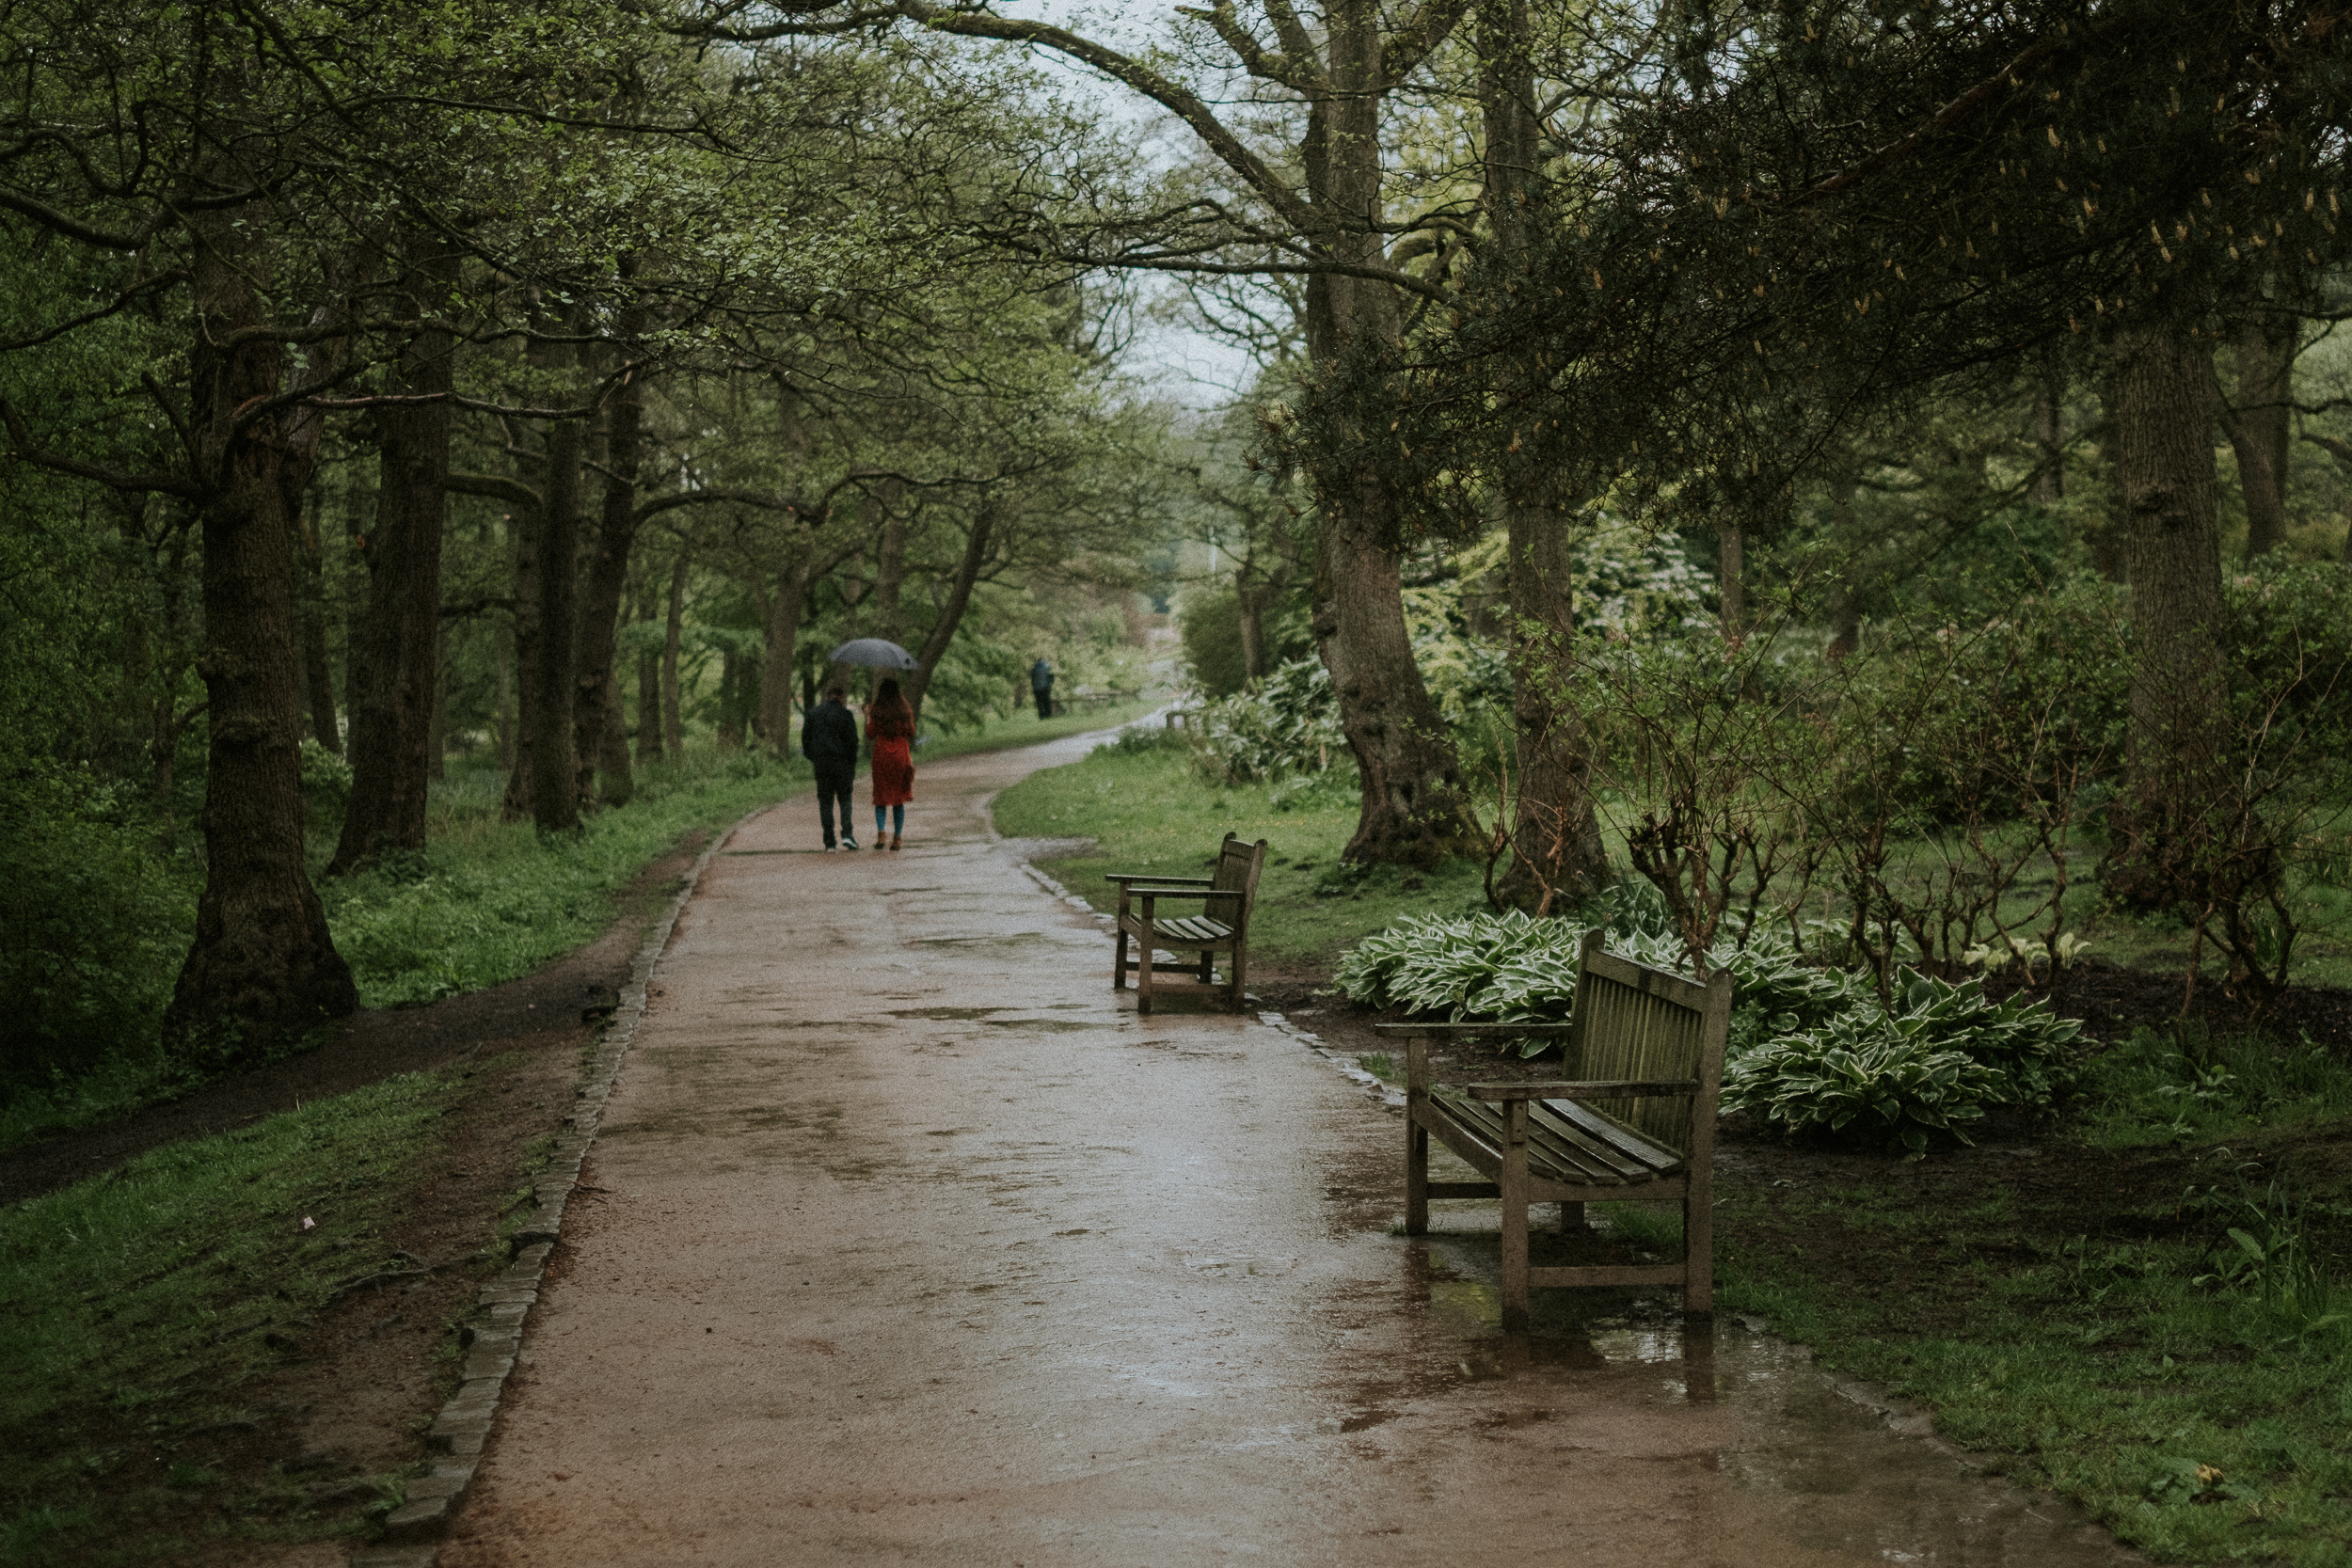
[439,732,2141,1567]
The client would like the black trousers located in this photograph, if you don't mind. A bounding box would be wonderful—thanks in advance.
[1033,688,1052,719]
[815,766,855,845]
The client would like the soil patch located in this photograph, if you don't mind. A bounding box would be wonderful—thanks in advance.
[10,832,709,1564]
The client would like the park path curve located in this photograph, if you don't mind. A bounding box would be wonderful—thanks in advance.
[433,728,2138,1568]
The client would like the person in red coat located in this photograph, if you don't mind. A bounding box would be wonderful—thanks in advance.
[865,677,916,850]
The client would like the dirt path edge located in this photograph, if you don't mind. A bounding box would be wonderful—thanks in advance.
[349,801,767,1568]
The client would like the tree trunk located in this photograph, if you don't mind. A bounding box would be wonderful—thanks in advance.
[635,577,663,764]
[501,485,539,819]
[2222,312,2295,559]
[597,664,629,785]
[427,626,449,782]
[2101,315,2232,911]
[903,507,993,726]
[165,213,357,1055]
[329,264,454,874]
[1493,500,1608,911]
[2030,356,2065,506]
[572,304,646,810]
[1825,461,1862,660]
[760,527,812,753]
[872,483,907,644]
[495,609,517,770]
[529,406,583,832]
[1717,526,1745,643]
[662,547,686,757]
[1300,2,1478,868]
[294,499,341,753]
[715,649,746,750]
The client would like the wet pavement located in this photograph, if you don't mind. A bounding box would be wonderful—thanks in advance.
[437,730,2141,1567]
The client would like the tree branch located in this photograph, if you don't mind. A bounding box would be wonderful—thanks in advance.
[0,398,201,497]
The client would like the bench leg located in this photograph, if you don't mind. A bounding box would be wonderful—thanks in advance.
[1137,935,1154,1016]
[1199,948,1213,984]
[1405,1117,1429,1235]
[1683,1182,1714,1315]
[1227,942,1248,1011]
[1499,1101,1531,1333]
[1113,927,1129,990]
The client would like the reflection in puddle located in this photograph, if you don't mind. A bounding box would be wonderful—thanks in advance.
[1386,1262,2138,1564]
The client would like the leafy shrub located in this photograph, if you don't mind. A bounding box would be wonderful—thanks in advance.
[0,793,194,1091]
[1190,657,1347,784]
[1721,969,2081,1153]
[1335,908,2082,1151]
[1178,588,1251,699]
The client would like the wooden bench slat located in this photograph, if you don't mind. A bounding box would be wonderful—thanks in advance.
[1541,1097,1686,1173]
[1431,1091,1653,1186]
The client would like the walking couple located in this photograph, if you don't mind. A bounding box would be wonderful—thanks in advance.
[801,678,915,851]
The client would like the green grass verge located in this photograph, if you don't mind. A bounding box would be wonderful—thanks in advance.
[914,696,1164,762]
[321,747,807,1009]
[989,735,1489,968]
[1717,1030,2352,1566]
[0,1070,458,1561]
[0,746,804,1156]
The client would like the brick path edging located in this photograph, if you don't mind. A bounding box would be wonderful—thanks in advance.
[348,808,763,1568]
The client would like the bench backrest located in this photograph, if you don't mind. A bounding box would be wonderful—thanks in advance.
[1567,928,1732,1158]
[1209,832,1267,933]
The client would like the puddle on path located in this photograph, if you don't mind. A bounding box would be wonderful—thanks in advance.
[1390,1245,2141,1566]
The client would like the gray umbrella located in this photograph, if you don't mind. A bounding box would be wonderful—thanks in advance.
[828,638,919,671]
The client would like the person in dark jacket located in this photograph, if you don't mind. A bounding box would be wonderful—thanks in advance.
[1029,657,1055,720]
[801,683,859,849]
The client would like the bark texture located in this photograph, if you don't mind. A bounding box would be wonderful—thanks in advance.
[529,408,584,833]
[1302,1,1478,867]
[165,214,357,1053]
[661,548,686,758]
[1492,503,1607,911]
[759,527,812,753]
[572,304,646,810]
[2221,312,2295,559]
[2101,317,2233,912]
[329,271,453,873]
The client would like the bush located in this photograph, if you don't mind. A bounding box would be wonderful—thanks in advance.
[1334,908,2082,1151]
[1189,657,1347,784]
[1178,588,1251,700]
[0,793,193,1092]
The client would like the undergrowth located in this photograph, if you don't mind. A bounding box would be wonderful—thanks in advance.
[1718,1026,2352,1566]
[0,1071,452,1560]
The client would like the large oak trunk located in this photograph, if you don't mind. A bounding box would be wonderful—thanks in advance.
[1301,2,1478,867]
[165,217,357,1054]
[2101,316,2234,914]
[329,271,453,873]
[529,409,584,833]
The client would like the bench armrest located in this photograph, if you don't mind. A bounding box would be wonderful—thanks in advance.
[1463,1080,1701,1101]
[1130,884,1238,900]
[1106,873,1213,886]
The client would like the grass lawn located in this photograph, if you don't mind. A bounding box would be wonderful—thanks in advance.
[0,1072,459,1561]
[990,736,1491,969]
[1714,1032,2352,1565]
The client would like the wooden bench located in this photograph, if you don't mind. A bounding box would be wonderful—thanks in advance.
[1379,929,1733,1328]
[1107,832,1266,1016]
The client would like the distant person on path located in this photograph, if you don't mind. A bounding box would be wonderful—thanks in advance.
[802,682,859,851]
[866,676,916,851]
[1029,657,1055,720]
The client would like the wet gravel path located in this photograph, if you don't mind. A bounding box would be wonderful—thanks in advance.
[432,730,2141,1568]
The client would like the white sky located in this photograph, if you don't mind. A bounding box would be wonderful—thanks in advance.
[986,2,1266,407]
